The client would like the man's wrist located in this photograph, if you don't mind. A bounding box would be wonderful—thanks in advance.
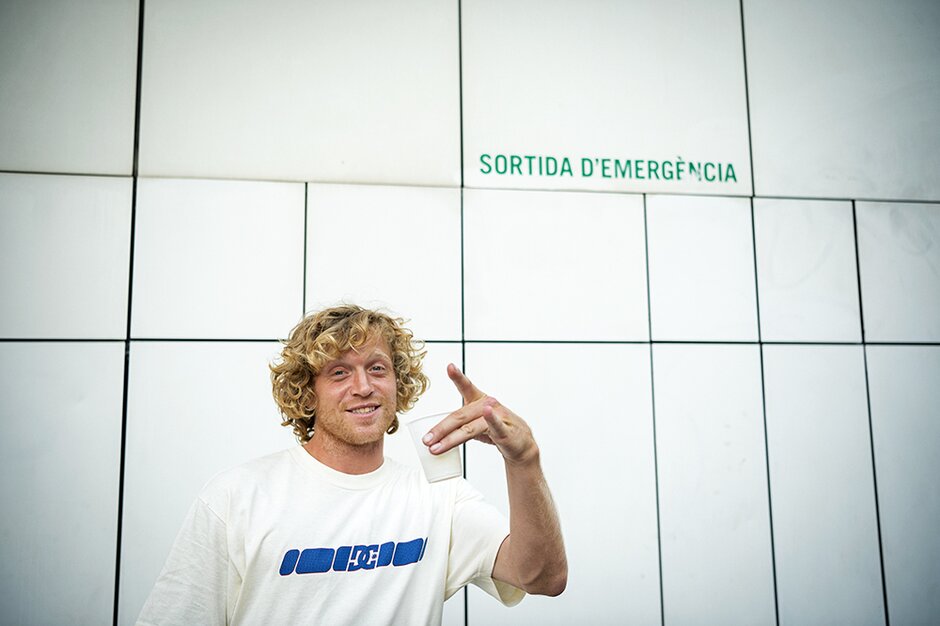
[503,442,541,470]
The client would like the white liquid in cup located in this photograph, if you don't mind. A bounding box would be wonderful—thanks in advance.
[405,412,463,483]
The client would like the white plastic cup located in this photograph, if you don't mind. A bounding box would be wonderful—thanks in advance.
[405,412,462,483]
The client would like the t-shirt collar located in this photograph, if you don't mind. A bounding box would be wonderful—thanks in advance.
[288,445,393,490]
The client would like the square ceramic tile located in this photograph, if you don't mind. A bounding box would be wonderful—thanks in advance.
[0,342,124,625]
[118,341,294,625]
[465,343,661,625]
[754,199,861,342]
[647,195,758,341]
[653,344,775,625]
[867,346,940,625]
[463,0,751,195]
[464,189,649,341]
[139,0,459,184]
[745,0,940,200]
[131,178,304,339]
[856,201,940,342]
[0,173,132,339]
[763,345,884,624]
[305,184,461,342]
[0,0,137,174]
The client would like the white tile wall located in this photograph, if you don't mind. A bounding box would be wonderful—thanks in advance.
[653,344,774,625]
[754,199,861,342]
[0,0,137,174]
[465,343,661,625]
[305,184,462,342]
[131,178,305,339]
[0,342,124,626]
[3,1,939,624]
[464,189,649,341]
[857,201,940,342]
[118,341,292,625]
[138,0,459,185]
[463,0,751,195]
[647,195,758,341]
[867,346,940,625]
[763,345,884,624]
[745,0,940,200]
[0,173,132,339]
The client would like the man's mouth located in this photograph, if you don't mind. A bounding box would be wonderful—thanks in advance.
[348,405,380,415]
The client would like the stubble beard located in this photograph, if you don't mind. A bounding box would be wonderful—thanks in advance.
[314,404,397,450]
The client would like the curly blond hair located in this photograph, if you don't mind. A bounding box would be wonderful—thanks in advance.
[271,305,429,443]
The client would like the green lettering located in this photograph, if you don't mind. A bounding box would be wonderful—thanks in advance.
[704,162,716,181]
[614,159,631,178]
[525,155,536,175]
[546,157,558,176]
[662,160,674,180]
[581,158,594,177]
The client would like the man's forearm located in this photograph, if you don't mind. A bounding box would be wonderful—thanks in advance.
[498,448,568,596]
[428,366,568,596]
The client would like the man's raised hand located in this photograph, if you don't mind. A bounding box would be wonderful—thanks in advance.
[420,364,539,466]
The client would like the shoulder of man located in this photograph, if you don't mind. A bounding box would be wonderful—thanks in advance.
[195,447,295,512]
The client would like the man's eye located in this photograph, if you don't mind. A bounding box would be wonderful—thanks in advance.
[331,369,346,377]
[370,364,387,373]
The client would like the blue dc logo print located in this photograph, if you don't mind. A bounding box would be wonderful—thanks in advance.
[279,537,427,575]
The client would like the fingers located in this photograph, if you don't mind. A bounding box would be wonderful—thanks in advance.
[426,365,536,462]
[482,404,509,439]
[447,363,485,404]
[426,416,489,454]
[423,397,500,455]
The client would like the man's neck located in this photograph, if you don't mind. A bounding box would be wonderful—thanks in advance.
[303,434,385,475]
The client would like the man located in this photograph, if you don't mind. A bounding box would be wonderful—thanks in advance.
[138,305,566,624]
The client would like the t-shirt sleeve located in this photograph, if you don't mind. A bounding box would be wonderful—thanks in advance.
[445,479,525,607]
[136,496,231,625]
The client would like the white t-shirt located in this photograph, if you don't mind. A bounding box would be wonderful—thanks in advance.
[137,446,524,625]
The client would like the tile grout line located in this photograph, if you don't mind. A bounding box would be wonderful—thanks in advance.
[738,0,757,197]
[1,167,936,206]
[853,200,891,625]
[750,191,780,625]
[643,194,666,626]
[460,188,467,366]
[457,1,469,622]
[113,0,146,623]
[756,330,780,625]
[302,182,308,316]
[457,0,467,480]
[739,0,780,618]
[3,337,937,347]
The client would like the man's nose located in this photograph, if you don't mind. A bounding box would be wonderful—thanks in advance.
[350,368,373,395]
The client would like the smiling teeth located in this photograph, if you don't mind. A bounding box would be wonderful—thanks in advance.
[350,407,377,414]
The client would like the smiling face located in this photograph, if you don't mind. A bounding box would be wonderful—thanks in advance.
[310,335,399,449]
